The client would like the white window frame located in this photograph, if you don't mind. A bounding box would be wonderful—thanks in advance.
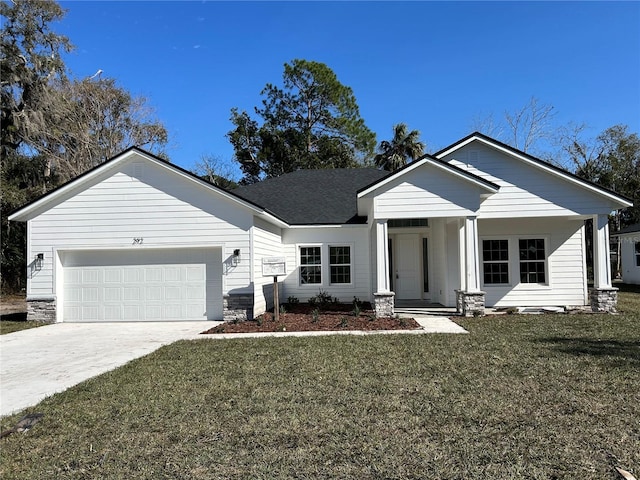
[480,236,550,289]
[328,245,353,286]
[635,242,640,267]
[297,243,355,287]
[481,237,511,286]
[298,244,322,286]
[518,237,548,285]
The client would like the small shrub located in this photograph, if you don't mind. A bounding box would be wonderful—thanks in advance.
[279,305,286,315]
[399,317,408,327]
[309,289,337,309]
[287,296,299,306]
[312,308,320,323]
[352,303,361,318]
[353,296,362,307]
[472,309,483,317]
[277,324,286,332]
[506,307,519,315]
[339,317,349,328]
[256,316,263,326]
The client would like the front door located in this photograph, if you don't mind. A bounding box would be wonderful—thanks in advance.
[394,234,421,299]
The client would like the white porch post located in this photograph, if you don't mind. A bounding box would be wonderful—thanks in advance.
[464,216,481,292]
[374,219,394,317]
[456,216,485,316]
[590,214,618,312]
[375,219,390,292]
[593,214,612,289]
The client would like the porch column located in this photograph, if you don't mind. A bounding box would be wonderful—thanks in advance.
[456,216,485,316]
[464,216,481,292]
[591,214,618,312]
[374,219,394,317]
[375,219,390,292]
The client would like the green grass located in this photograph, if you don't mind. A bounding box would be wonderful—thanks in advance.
[1,289,639,479]
[0,320,43,335]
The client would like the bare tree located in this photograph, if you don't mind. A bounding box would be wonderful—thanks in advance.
[470,97,556,154]
[193,154,240,190]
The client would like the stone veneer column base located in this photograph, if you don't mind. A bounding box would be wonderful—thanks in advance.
[373,292,395,318]
[456,290,485,317]
[223,294,254,322]
[589,287,618,313]
[27,297,56,323]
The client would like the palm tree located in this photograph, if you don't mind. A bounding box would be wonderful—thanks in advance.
[374,123,426,171]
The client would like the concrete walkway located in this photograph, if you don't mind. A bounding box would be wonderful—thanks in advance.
[1,316,466,416]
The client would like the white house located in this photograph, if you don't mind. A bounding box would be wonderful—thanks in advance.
[8,133,632,323]
[613,223,640,284]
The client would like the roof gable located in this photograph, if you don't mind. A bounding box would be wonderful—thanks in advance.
[357,154,499,198]
[434,132,633,208]
[8,147,285,226]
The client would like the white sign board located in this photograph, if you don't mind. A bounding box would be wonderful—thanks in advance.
[262,257,286,276]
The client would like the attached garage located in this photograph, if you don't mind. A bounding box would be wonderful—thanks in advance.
[59,248,223,322]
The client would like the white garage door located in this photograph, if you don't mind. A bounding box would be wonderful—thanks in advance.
[62,249,222,322]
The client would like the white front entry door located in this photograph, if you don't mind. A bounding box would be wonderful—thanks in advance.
[395,234,421,299]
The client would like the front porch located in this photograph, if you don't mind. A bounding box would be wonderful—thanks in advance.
[371,214,618,318]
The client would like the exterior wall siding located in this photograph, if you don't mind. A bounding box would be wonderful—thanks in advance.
[619,233,640,284]
[252,217,284,316]
[478,218,587,307]
[372,167,482,219]
[27,161,253,303]
[441,143,617,218]
[282,226,371,303]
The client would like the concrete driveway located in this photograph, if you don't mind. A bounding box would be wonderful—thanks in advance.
[0,321,213,416]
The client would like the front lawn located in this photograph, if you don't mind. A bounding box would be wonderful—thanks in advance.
[1,290,638,479]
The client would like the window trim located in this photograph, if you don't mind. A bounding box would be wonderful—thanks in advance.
[298,244,323,286]
[329,245,353,285]
[480,235,550,289]
[481,238,511,286]
[297,243,355,287]
[635,242,640,267]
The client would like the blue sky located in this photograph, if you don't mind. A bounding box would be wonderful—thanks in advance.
[56,1,640,174]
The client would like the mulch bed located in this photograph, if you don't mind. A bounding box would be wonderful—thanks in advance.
[201,302,420,334]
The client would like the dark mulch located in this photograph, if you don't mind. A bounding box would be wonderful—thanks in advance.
[201,302,420,334]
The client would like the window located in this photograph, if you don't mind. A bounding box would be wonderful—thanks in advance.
[635,242,640,267]
[482,239,509,284]
[519,239,546,283]
[388,218,429,228]
[330,246,351,284]
[300,246,321,284]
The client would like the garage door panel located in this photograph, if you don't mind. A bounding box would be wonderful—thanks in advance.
[63,249,220,322]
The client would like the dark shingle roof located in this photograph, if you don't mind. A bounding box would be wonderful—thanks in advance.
[614,223,640,235]
[234,169,389,225]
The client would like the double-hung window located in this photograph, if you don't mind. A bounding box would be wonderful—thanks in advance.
[519,239,546,283]
[329,246,351,284]
[299,246,322,284]
[482,239,509,284]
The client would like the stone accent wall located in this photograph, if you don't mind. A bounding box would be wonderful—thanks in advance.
[589,287,618,313]
[456,290,485,317]
[374,292,395,318]
[223,294,254,322]
[27,298,56,323]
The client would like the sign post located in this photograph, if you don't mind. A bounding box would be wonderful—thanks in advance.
[262,257,286,321]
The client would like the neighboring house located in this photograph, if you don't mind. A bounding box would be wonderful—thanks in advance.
[613,223,640,284]
[8,133,632,323]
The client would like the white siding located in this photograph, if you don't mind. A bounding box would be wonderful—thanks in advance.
[442,143,618,218]
[619,233,640,284]
[252,217,284,316]
[282,227,371,302]
[478,218,587,307]
[372,166,483,219]
[27,160,253,300]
